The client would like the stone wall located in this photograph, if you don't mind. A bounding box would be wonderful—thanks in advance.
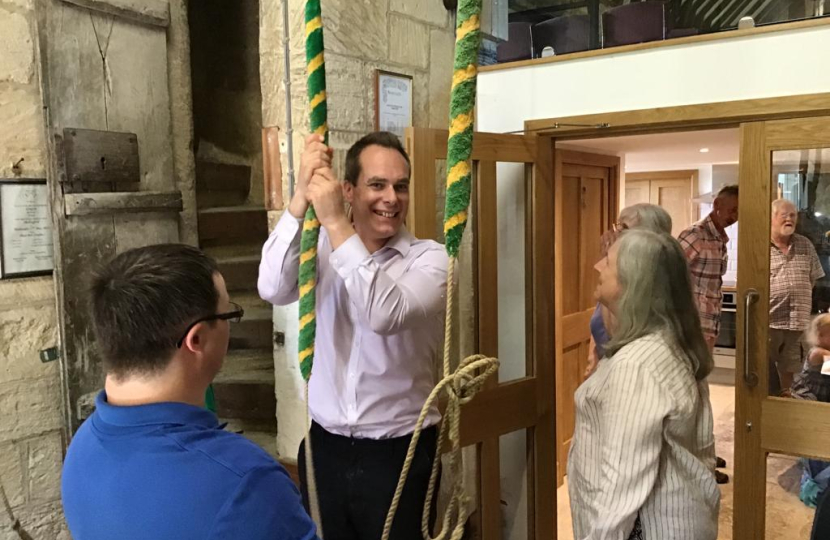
[0,1,67,537]
[0,1,198,537]
[260,0,459,458]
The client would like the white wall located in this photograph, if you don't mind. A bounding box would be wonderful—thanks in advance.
[478,24,830,133]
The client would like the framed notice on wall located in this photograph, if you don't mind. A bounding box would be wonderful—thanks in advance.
[375,70,413,138]
[0,179,54,279]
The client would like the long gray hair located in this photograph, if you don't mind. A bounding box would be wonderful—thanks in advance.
[605,229,713,381]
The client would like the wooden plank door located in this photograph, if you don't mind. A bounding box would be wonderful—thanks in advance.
[625,170,697,236]
[624,179,650,206]
[405,128,556,540]
[40,0,183,433]
[554,150,619,485]
[734,115,830,538]
[649,179,692,237]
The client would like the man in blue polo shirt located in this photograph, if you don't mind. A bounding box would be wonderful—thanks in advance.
[61,244,318,540]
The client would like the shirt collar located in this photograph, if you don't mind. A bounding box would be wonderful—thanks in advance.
[770,234,796,252]
[379,226,414,257]
[704,214,729,243]
[93,390,219,429]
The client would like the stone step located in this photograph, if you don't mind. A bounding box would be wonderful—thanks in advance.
[216,349,273,384]
[199,205,268,248]
[213,349,275,423]
[218,254,260,292]
[229,292,273,351]
[203,242,263,261]
[196,160,251,209]
[204,243,264,293]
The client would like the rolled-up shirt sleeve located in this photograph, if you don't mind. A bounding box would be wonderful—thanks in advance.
[329,235,448,335]
[258,211,304,305]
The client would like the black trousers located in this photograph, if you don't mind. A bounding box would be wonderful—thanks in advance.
[298,422,438,540]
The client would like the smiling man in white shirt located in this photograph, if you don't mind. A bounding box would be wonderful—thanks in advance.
[258,132,448,540]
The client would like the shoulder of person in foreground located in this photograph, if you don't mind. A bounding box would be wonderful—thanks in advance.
[610,333,698,396]
[202,432,318,540]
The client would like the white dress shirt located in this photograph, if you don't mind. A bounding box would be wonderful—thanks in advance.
[568,333,720,540]
[258,211,447,439]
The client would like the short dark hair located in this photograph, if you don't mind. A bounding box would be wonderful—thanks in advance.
[89,244,220,378]
[717,184,739,199]
[344,131,411,185]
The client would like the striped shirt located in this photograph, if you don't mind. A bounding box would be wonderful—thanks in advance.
[769,233,824,331]
[678,216,729,341]
[568,333,720,540]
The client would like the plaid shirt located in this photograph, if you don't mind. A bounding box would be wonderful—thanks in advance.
[678,215,729,341]
[769,233,824,331]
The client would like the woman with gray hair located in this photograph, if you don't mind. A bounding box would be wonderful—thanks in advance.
[587,203,673,376]
[569,230,719,540]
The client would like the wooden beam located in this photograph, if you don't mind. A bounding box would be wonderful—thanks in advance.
[405,128,438,241]
[733,121,769,540]
[430,130,537,164]
[64,191,182,216]
[525,93,830,137]
[459,378,537,446]
[762,398,830,460]
[531,134,557,540]
[61,0,170,28]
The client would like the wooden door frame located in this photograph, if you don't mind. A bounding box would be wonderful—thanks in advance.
[404,128,556,540]
[517,93,830,540]
[736,116,830,539]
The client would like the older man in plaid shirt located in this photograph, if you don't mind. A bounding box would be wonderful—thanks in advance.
[678,184,739,485]
[769,199,824,396]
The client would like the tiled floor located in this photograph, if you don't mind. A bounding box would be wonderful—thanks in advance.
[556,382,817,539]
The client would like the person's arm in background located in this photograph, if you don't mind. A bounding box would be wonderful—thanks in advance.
[808,346,830,367]
[258,135,332,306]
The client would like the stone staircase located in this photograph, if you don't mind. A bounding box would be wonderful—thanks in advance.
[196,160,278,457]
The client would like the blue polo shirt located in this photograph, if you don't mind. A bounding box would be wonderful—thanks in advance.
[62,392,317,540]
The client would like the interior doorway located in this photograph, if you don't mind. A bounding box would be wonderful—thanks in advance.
[553,127,746,539]
[188,1,277,457]
[539,99,830,540]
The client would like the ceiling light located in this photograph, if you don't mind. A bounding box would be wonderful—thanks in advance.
[816,212,823,217]
[699,148,710,153]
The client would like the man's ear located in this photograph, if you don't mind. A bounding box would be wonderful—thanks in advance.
[342,180,354,203]
[181,323,205,353]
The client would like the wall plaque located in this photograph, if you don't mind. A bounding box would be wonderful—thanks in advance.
[0,180,54,279]
[375,70,413,138]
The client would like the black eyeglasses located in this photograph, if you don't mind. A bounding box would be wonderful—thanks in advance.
[176,302,245,348]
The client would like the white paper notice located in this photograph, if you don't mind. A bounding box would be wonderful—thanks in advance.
[378,75,412,138]
[1,182,54,277]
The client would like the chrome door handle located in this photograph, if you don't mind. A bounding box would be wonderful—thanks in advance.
[743,288,760,387]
